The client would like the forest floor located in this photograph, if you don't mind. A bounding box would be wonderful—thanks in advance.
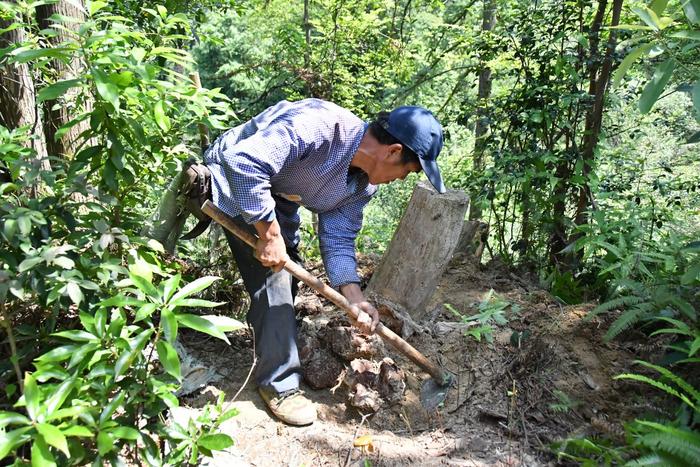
[173,252,666,466]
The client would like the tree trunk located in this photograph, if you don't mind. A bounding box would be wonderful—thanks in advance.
[35,0,88,159]
[367,182,469,320]
[470,0,497,220]
[574,0,623,229]
[0,2,49,178]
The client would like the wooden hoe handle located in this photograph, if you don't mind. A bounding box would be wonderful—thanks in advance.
[202,201,449,385]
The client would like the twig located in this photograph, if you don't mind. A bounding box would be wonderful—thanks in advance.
[0,303,23,393]
[343,412,371,467]
[222,327,257,413]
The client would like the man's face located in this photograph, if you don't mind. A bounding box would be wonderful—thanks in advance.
[368,149,422,185]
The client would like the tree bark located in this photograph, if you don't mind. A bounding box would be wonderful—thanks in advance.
[470,0,497,221]
[0,2,49,176]
[367,182,469,320]
[35,0,88,159]
[574,0,623,229]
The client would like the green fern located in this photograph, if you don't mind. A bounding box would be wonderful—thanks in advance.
[586,295,644,321]
[625,454,665,466]
[604,306,648,341]
[635,422,700,466]
[632,361,700,408]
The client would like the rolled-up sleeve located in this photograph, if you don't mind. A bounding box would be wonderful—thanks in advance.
[318,196,370,288]
[219,125,303,224]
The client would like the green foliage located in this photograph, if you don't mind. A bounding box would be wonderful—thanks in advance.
[446,289,521,343]
[0,2,240,464]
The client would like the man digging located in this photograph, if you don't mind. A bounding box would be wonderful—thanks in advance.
[150,98,446,425]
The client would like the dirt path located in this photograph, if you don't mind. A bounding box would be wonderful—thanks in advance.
[176,253,646,466]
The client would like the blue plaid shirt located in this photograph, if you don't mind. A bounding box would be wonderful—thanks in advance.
[204,99,377,287]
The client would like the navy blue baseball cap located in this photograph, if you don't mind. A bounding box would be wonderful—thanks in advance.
[381,106,446,193]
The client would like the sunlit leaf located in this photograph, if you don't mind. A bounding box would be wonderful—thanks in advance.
[639,59,675,113]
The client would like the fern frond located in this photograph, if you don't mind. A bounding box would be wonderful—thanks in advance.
[625,454,664,466]
[633,361,700,408]
[604,307,646,341]
[587,295,644,321]
[615,373,697,412]
[669,297,697,321]
[636,424,700,466]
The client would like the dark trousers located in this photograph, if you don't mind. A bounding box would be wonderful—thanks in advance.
[224,218,302,394]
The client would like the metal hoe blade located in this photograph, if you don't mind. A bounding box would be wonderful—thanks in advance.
[420,373,455,411]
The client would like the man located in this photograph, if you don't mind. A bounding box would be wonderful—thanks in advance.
[202,98,446,425]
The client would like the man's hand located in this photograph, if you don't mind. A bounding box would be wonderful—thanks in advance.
[254,219,289,272]
[340,283,380,334]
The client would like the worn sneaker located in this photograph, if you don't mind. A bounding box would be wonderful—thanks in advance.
[258,387,317,426]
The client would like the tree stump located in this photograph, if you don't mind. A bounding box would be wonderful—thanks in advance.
[367,181,469,320]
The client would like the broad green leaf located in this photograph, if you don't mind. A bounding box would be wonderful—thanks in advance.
[170,298,226,308]
[198,433,234,451]
[161,307,178,343]
[670,30,700,40]
[99,391,125,426]
[199,315,245,332]
[639,59,675,113]
[44,378,75,417]
[12,47,69,63]
[3,218,17,239]
[36,344,79,363]
[114,328,153,378]
[66,282,84,306]
[37,79,82,103]
[129,271,159,299]
[19,256,43,272]
[89,1,108,15]
[51,256,74,269]
[156,340,181,380]
[693,80,700,120]
[170,276,220,302]
[161,274,181,303]
[0,411,30,428]
[109,426,140,440]
[36,424,69,456]
[45,405,89,422]
[135,303,158,322]
[62,425,93,438]
[176,314,230,344]
[23,373,39,421]
[631,6,661,30]
[682,0,700,24]
[219,407,240,423]
[31,435,56,467]
[52,330,98,342]
[649,0,669,15]
[613,43,653,87]
[129,256,153,284]
[154,100,171,132]
[687,131,700,144]
[93,68,120,111]
[97,431,114,456]
[0,427,32,459]
[99,295,145,308]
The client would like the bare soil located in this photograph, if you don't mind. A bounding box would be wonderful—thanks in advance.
[176,253,660,466]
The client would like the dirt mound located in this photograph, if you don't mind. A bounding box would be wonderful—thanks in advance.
[176,252,658,466]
